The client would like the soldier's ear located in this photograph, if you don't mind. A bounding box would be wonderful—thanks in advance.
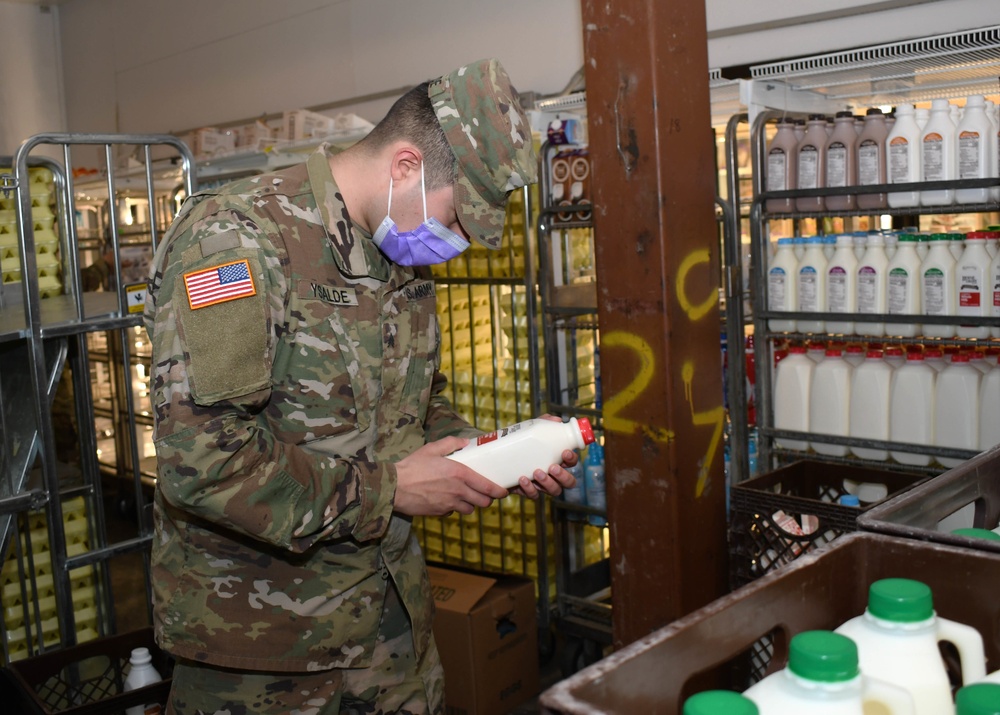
[389,145,423,187]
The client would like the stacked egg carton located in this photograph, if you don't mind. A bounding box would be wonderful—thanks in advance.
[1,497,99,663]
[0,167,61,299]
[414,495,557,601]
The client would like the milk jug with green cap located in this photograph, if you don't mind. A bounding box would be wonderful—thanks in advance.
[683,690,759,715]
[835,578,987,715]
[742,630,915,714]
[956,683,1000,715]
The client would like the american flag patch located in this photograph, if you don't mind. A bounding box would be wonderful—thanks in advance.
[183,259,256,310]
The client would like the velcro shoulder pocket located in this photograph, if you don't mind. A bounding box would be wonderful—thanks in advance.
[175,248,271,404]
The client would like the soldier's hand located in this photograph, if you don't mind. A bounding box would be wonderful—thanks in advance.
[510,448,579,500]
[393,436,508,517]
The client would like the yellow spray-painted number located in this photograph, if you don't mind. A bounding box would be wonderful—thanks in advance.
[601,331,674,444]
[676,248,717,322]
[682,359,725,498]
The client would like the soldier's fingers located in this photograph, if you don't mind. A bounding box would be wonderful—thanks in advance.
[517,476,540,499]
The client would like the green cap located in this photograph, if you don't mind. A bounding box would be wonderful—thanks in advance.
[428,58,538,250]
[867,578,934,622]
[788,631,859,682]
[953,528,1000,542]
[930,233,950,241]
[957,683,1000,715]
[683,690,760,715]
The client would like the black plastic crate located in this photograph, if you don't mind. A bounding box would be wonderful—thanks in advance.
[8,628,172,715]
[729,460,928,587]
[859,444,1000,551]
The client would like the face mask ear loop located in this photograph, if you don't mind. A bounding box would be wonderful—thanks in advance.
[420,161,428,222]
[387,174,394,215]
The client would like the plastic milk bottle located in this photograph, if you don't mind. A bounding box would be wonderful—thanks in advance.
[890,352,936,466]
[885,233,924,337]
[774,345,813,452]
[888,103,923,208]
[856,232,889,336]
[835,579,987,715]
[921,234,958,338]
[849,349,892,460]
[768,238,799,332]
[957,231,993,339]
[743,630,916,715]
[827,234,859,334]
[935,353,981,468]
[810,348,852,457]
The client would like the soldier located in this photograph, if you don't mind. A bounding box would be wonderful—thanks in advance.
[144,58,578,714]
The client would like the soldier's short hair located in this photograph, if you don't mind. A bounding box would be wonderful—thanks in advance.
[361,82,456,191]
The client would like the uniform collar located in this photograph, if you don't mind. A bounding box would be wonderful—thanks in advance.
[307,144,392,282]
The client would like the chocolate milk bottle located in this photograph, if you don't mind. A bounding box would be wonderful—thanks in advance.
[766,120,799,213]
[857,108,889,210]
[826,111,858,210]
[796,115,828,212]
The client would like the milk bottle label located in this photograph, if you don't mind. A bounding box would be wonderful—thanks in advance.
[767,149,787,191]
[827,143,848,186]
[959,131,983,179]
[890,137,911,182]
[769,268,787,309]
[888,268,911,313]
[799,146,819,189]
[859,140,881,184]
[924,268,947,315]
[958,266,983,312]
[858,267,878,312]
[799,266,819,310]
[829,267,849,311]
[923,134,945,181]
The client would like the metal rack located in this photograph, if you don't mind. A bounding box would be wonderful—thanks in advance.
[719,23,1000,487]
[0,134,195,662]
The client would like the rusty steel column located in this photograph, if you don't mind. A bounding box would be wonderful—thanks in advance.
[580,0,727,647]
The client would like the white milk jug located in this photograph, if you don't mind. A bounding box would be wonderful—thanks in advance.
[849,349,892,460]
[885,233,923,336]
[836,578,987,715]
[856,231,889,336]
[935,353,982,468]
[889,352,936,466]
[683,690,759,715]
[774,345,813,452]
[744,630,915,715]
[798,236,829,333]
[921,234,958,338]
[768,237,799,332]
[980,358,1000,451]
[810,348,852,457]
[957,231,993,339]
[956,683,1000,715]
[827,234,859,335]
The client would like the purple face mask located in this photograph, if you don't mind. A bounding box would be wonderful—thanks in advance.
[372,163,470,266]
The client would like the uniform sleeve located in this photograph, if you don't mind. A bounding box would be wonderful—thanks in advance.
[422,368,482,442]
[146,206,394,553]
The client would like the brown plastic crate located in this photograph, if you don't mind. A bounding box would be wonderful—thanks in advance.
[540,532,1000,715]
[730,460,928,586]
[8,628,171,715]
[859,444,1000,552]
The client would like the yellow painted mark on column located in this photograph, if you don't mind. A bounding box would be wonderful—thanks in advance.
[601,331,675,444]
[683,359,725,498]
[676,249,717,322]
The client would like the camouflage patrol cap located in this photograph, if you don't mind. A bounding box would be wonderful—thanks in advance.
[428,58,538,249]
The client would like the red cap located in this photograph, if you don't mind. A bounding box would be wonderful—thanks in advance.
[825,348,843,357]
[951,353,970,363]
[576,417,596,445]
[944,346,961,355]
[986,347,1000,356]
[845,344,865,353]
[790,345,808,354]
[966,231,988,240]
[885,347,904,356]
[808,342,826,351]
[925,348,944,358]
[906,352,925,361]
[866,349,884,359]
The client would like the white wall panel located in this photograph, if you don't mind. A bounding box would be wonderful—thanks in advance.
[0,2,65,156]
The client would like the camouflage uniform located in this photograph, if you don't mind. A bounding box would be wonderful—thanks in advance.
[143,58,535,714]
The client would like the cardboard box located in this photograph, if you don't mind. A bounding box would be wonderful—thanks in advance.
[282,108,338,141]
[428,565,540,715]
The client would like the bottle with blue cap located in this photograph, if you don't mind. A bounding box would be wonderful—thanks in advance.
[835,578,987,715]
[743,630,916,714]
[584,442,606,527]
[768,238,799,332]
